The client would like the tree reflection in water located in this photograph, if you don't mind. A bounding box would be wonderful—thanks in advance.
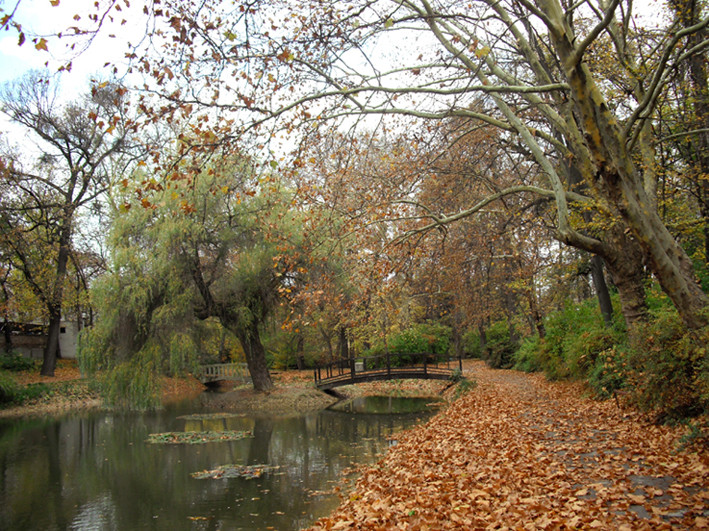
[0,396,436,530]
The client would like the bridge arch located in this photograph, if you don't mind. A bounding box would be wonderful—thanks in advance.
[314,352,462,391]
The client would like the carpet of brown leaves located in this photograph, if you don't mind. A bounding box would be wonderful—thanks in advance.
[13,359,84,385]
[308,360,709,530]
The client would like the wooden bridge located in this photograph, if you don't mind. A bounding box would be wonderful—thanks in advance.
[198,362,251,385]
[314,352,462,391]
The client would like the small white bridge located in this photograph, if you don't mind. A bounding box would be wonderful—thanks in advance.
[198,363,251,385]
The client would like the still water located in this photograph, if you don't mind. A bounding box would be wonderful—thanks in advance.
[0,395,438,530]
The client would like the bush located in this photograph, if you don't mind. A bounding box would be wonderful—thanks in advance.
[0,352,36,372]
[485,320,518,369]
[0,371,18,403]
[518,298,625,381]
[513,336,544,373]
[384,322,451,367]
[587,345,628,400]
[624,308,709,420]
[462,330,483,358]
[361,322,452,368]
[388,322,451,356]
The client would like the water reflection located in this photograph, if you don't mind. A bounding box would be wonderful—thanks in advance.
[0,396,436,530]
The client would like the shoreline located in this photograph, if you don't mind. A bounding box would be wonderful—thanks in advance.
[0,365,452,420]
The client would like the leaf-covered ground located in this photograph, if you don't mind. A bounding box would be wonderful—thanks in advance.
[308,361,709,530]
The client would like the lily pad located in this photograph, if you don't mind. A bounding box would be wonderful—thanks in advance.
[146,430,253,444]
[191,464,277,479]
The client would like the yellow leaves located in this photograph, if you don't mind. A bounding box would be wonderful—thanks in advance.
[474,45,490,58]
[384,18,394,29]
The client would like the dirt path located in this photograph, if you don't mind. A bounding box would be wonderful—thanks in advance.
[308,361,709,530]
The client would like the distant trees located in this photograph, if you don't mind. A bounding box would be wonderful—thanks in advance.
[0,72,134,375]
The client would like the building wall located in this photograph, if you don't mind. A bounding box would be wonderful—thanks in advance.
[1,321,78,359]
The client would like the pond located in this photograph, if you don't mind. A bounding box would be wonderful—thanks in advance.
[0,395,439,530]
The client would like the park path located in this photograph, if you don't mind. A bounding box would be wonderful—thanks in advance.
[308,361,709,530]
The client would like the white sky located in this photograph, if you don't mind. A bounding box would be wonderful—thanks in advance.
[0,0,141,96]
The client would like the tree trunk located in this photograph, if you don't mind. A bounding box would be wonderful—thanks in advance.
[477,321,487,356]
[295,333,305,370]
[337,326,349,361]
[526,278,545,338]
[590,254,614,327]
[540,0,709,329]
[40,224,72,376]
[319,326,334,362]
[669,0,709,265]
[2,320,12,354]
[41,305,62,376]
[234,324,273,392]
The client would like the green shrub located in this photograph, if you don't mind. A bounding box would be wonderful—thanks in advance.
[15,382,52,403]
[0,353,36,372]
[384,322,451,367]
[462,330,483,358]
[388,322,451,355]
[452,377,477,400]
[624,308,709,420]
[485,320,517,369]
[562,326,617,379]
[587,346,628,400]
[0,371,18,403]
[0,373,53,405]
[513,336,544,373]
[521,298,625,381]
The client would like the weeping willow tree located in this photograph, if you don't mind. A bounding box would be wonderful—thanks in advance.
[79,153,303,407]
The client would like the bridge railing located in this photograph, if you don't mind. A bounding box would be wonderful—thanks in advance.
[313,352,462,387]
[200,362,251,384]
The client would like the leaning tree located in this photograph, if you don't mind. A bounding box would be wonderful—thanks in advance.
[110,0,708,333]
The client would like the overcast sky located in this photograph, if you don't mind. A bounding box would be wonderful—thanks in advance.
[0,0,140,96]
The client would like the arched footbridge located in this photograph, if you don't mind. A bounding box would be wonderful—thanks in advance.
[314,352,463,391]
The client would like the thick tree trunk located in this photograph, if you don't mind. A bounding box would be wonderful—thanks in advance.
[234,324,274,392]
[590,254,614,326]
[541,0,709,329]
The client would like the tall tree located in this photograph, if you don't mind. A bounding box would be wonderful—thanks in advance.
[81,151,304,400]
[127,0,708,330]
[0,72,134,375]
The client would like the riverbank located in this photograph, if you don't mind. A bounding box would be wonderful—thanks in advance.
[307,360,709,530]
[0,361,453,418]
[0,360,204,418]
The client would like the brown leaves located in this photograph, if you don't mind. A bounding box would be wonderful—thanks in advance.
[308,361,709,530]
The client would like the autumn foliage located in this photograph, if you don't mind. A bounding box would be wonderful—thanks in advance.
[309,361,709,530]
